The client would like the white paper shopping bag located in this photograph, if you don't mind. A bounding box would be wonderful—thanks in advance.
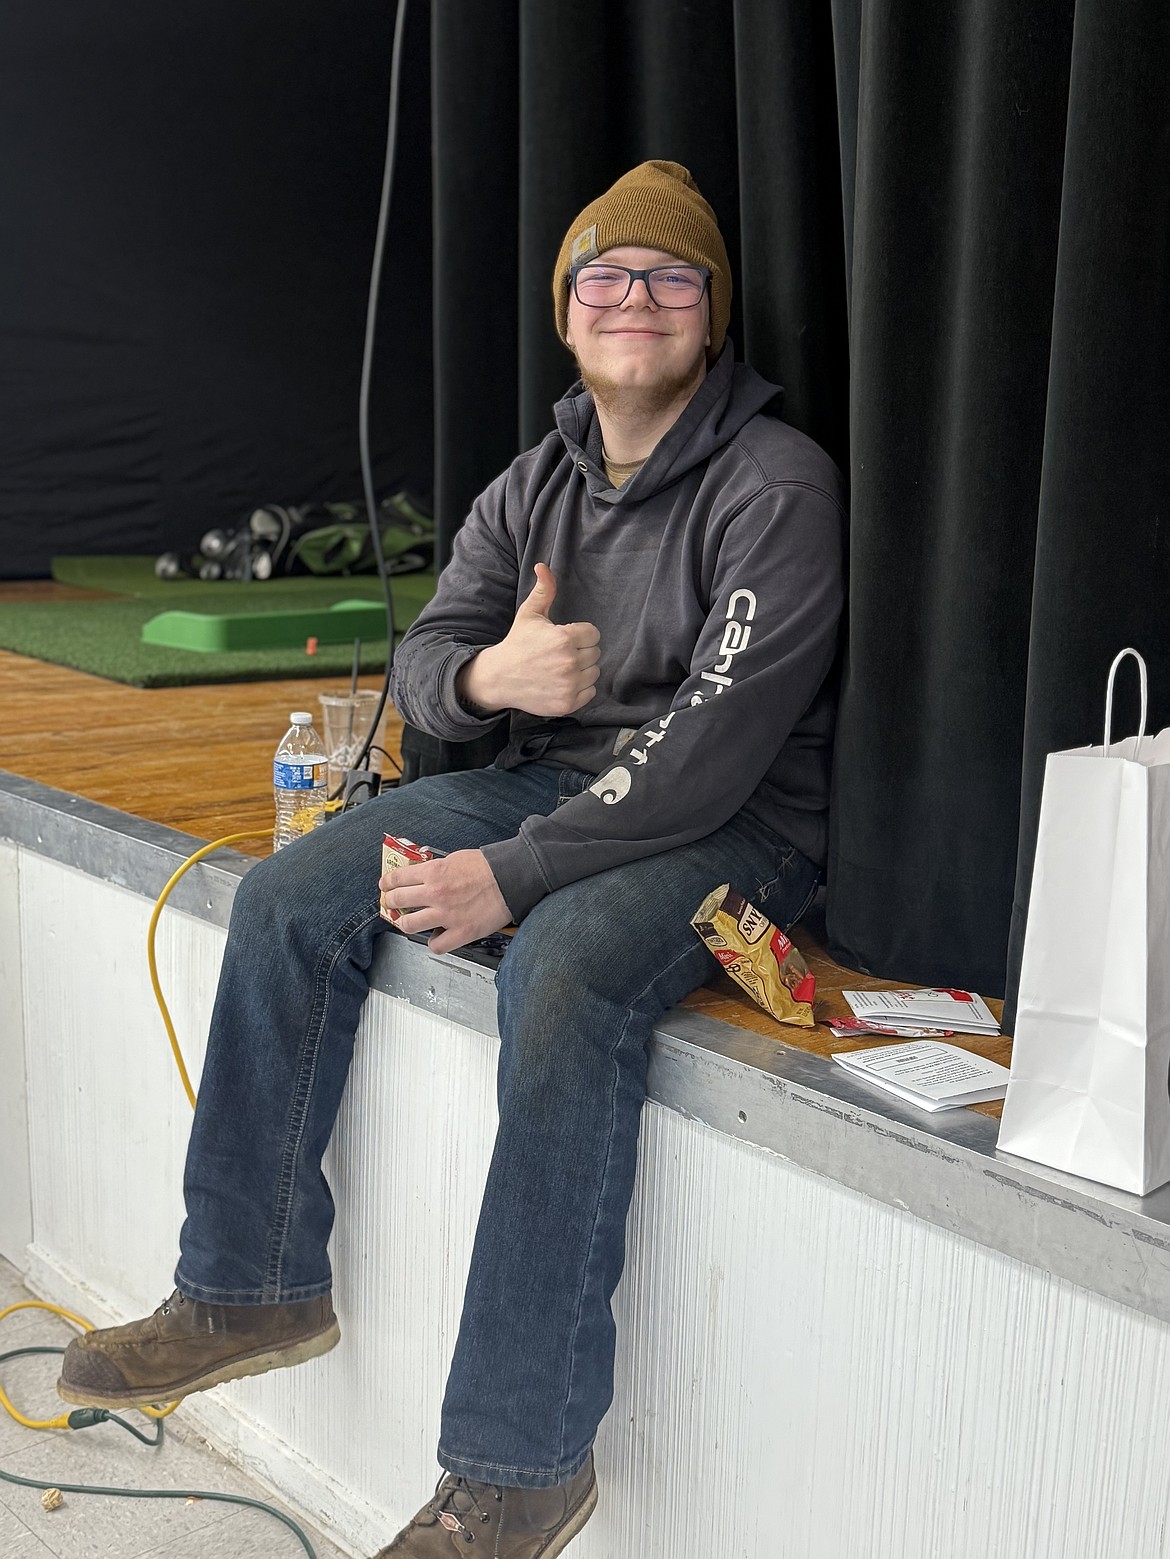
[997,649,1170,1195]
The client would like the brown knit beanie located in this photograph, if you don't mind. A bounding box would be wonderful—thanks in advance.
[553,160,731,360]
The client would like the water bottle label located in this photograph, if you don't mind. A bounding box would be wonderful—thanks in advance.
[274,760,325,789]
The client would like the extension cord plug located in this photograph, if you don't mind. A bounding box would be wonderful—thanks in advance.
[341,768,381,808]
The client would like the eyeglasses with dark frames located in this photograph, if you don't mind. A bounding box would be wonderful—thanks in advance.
[570,263,711,310]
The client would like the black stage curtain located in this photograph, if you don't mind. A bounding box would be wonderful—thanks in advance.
[3,3,1165,1004]
[0,1,432,577]
[430,0,1170,1013]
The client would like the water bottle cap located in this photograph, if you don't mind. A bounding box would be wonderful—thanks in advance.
[290,711,314,724]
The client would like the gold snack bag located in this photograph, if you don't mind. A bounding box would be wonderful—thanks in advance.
[691,884,817,1028]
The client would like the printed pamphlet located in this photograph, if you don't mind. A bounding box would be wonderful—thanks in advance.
[830,1039,1010,1112]
[842,988,999,1035]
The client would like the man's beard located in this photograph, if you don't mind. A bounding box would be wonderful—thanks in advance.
[576,347,707,421]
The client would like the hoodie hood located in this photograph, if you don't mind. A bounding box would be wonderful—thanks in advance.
[553,340,784,506]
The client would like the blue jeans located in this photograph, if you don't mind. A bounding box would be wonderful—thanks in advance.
[176,761,819,1488]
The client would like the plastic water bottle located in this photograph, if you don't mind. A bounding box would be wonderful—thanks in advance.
[273,712,328,849]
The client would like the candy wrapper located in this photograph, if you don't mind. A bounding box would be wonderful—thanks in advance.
[692,884,816,1028]
[379,834,445,924]
[825,1016,953,1039]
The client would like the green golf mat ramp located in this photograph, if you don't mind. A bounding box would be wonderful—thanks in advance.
[141,598,389,652]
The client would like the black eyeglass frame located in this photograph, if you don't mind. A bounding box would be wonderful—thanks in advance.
[569,262,712,310]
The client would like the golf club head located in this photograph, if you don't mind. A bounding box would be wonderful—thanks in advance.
[154,551,195,580]
[249,508,285,542]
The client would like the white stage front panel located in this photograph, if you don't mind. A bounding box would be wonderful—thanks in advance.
[13,847,1170,1559]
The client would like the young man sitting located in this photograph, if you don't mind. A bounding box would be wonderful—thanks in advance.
[58,159,846,1557]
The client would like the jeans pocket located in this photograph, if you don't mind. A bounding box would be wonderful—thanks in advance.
[753,848,820,930]
[753,846,796,907]
[788,875,821,928]
[555,768,595,807]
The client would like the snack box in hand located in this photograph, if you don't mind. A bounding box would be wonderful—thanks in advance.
[692,884,816,1028]
[379,834,445,924]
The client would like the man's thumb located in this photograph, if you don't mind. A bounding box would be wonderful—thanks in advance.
[518,562,556,617]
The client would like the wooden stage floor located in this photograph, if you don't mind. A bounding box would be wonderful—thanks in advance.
[0,581,399,859]
[0,581,1009,1109]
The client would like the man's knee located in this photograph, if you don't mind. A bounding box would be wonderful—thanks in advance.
[229,842,296,930]
[497,869,714,1044]
[227,820,379,951]
[495,905,629,1063]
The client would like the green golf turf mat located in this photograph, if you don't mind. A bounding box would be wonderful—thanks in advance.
[0,558,435,687]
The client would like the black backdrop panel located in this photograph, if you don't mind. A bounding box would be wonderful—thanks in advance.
[824,0,1079,994]
[1002,0,1170,1023]
[0,0,432,577]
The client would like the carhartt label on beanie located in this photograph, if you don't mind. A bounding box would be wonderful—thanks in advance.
[553,159,731,359]
[570,224,599,265]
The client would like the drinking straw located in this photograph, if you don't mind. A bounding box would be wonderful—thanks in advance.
[345,639,361,752]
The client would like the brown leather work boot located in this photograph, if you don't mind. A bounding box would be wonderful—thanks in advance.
[373,1452,597,1558]
[56,1289,340,1409]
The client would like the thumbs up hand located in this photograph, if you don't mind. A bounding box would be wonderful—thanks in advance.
[515,560,559,621]
[456,563,602,718]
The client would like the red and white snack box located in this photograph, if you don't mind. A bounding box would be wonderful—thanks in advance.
[380,834,445,923]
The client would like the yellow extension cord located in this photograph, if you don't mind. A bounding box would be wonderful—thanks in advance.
[0,1299,177,1431]
[1,827,274,1432]
[147,828,275,1110]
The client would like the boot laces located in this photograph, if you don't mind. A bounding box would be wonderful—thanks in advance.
[429,1474,503,1541]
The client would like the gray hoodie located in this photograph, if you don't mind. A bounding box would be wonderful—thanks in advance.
[390,343,847,921]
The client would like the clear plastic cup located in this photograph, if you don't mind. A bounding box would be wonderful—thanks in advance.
[318,690,382,799]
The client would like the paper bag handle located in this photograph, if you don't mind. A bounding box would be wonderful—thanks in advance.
[1103,647,1148,754]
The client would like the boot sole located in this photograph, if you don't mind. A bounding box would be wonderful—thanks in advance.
[56,1318,341,1409]
[539,1474,598,1557]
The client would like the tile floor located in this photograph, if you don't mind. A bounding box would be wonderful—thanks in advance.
[0,1257,352,1559]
